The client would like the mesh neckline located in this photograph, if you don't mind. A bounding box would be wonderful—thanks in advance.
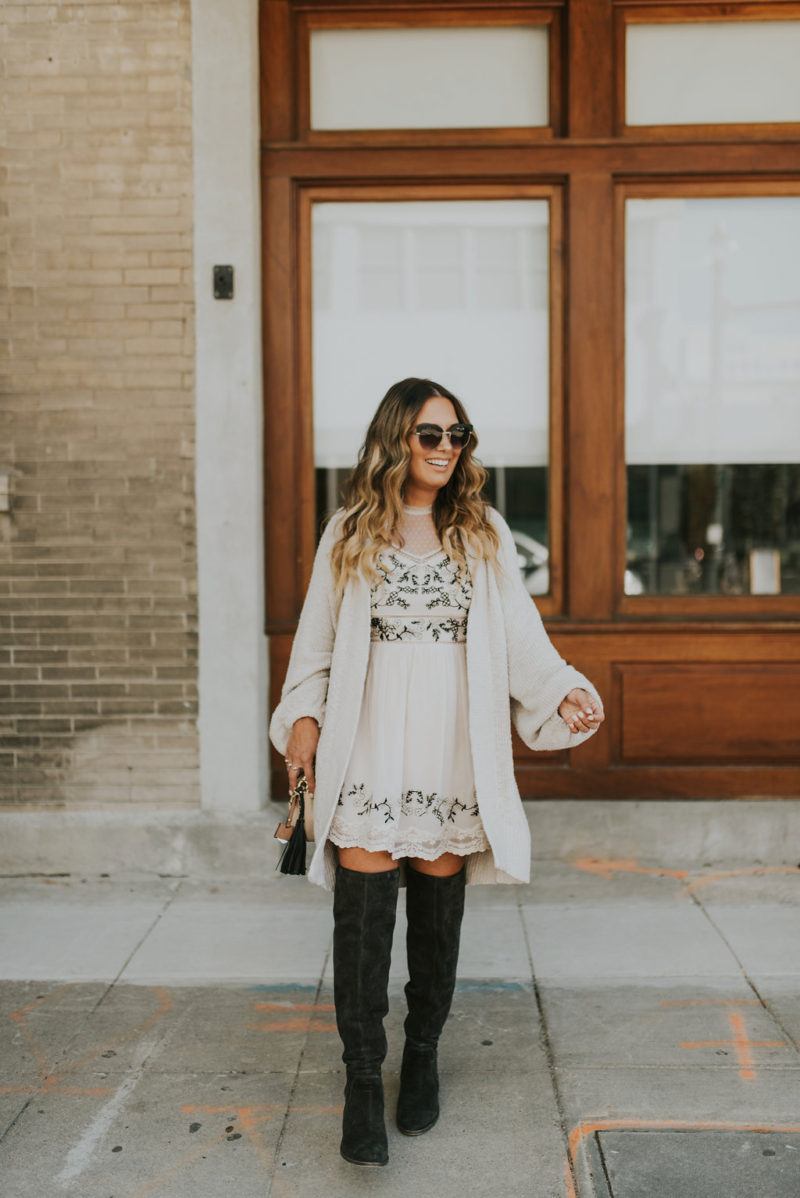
[386,544,446,563]
[392,506,441,557]
[402,503,432,515]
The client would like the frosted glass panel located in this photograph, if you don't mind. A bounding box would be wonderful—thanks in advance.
[312,201,551,586]
[627,22,800,126]
[310,27,549,130]
[625,197,800,596]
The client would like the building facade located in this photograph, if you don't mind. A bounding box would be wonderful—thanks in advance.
[2,0,799,826]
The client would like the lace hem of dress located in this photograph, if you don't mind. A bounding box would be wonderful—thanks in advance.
[327,821,490,861]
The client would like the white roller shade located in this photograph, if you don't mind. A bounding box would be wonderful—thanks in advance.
[625,197,800,466]
[312,201,550,469]
[626,21,800,126]
[310,27,549,131]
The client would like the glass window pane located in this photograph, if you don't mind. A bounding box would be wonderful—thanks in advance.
[626,22,800,126]
[310,27,549,130]
[625,196,800,596]
[312,200,551,593]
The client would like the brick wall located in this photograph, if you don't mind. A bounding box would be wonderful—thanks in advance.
[0,1,199,807]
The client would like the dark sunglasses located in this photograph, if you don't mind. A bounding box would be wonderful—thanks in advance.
[411,423,473,451]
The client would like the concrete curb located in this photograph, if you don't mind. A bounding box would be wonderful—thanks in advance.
[2,799,799,876]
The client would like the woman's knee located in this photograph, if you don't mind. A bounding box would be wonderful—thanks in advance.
[338,846,399,874]
[408,852,465,878]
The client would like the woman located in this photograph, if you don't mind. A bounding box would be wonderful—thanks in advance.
[270,378,604,1168]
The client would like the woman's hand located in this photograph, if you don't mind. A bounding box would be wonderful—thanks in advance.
[284,716,320,795]
[559,688,604,735]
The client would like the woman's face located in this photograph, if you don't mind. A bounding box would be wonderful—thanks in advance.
[404,394,463,502]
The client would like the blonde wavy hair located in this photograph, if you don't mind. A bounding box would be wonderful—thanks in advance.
[330,378,500,593]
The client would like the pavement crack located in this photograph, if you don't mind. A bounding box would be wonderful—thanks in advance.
[518,899,582,1198]
[688,890,800,1057]
[266,941,332,1193]
[92,877,184,1012]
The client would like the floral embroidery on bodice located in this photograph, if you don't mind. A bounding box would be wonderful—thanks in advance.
[370,547,472,643]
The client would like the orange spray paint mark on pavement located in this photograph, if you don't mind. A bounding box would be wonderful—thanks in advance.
[248,1000,337,1033]
[680,1011,785,1080]
[571,855,799,896]
[128,1102,345,1198]
[2,984,171,1100]
[657,997,789,1080]
[571,857,690,881]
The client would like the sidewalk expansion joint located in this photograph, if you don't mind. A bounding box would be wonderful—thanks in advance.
[265,941,332,1194]
[517,894,583,1198]
[92,876,184,1013]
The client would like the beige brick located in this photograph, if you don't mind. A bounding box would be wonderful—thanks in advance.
[91,252,150,270]
[2,6,52,21]
[89,286,149,303]
[6,130,63,149]
[149,320,184,336]
[126,303,186,319]
[120,197,180,215]
[3,94,64,115]
[146,75,185,92]
[87,109,149,129]
[91,216,187,234]
[123,268,180,286]
[150,252,191,268]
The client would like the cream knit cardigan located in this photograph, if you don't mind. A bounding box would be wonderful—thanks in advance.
[269,508,600,891]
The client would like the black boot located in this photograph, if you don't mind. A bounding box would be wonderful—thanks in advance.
[397,864,466,1136]
[333,863,399,1166]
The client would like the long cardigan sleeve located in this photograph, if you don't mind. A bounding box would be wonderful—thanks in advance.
[268,517,341,755]
[489,511,601,751]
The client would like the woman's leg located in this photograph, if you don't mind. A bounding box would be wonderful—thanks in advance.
[338,846,397,873]
[397,853,467,1135]
[408,851,465,878]
[332,848,399,1166]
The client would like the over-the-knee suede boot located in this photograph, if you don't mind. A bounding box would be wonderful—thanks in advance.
[333,863,399,1166]
[397,864,466,1135]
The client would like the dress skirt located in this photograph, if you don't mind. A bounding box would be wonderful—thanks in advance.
[327,543,490,862]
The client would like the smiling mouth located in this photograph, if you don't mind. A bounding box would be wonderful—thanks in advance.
[426,458,451,469]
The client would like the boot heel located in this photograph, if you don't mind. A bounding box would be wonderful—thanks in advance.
[397,1041,439,1135]
[340,1073,389,1166]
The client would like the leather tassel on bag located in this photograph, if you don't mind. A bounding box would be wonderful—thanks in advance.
[275,774,314,876]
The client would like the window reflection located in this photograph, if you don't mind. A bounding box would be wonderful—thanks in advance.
[627,463,800,595]
[316,463,549,593]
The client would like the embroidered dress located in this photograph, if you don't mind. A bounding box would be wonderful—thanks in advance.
[328,505,490,861]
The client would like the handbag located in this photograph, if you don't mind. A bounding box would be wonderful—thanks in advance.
[274,773,315,875]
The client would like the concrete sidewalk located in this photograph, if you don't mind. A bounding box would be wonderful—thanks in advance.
[1,802,799,1197]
